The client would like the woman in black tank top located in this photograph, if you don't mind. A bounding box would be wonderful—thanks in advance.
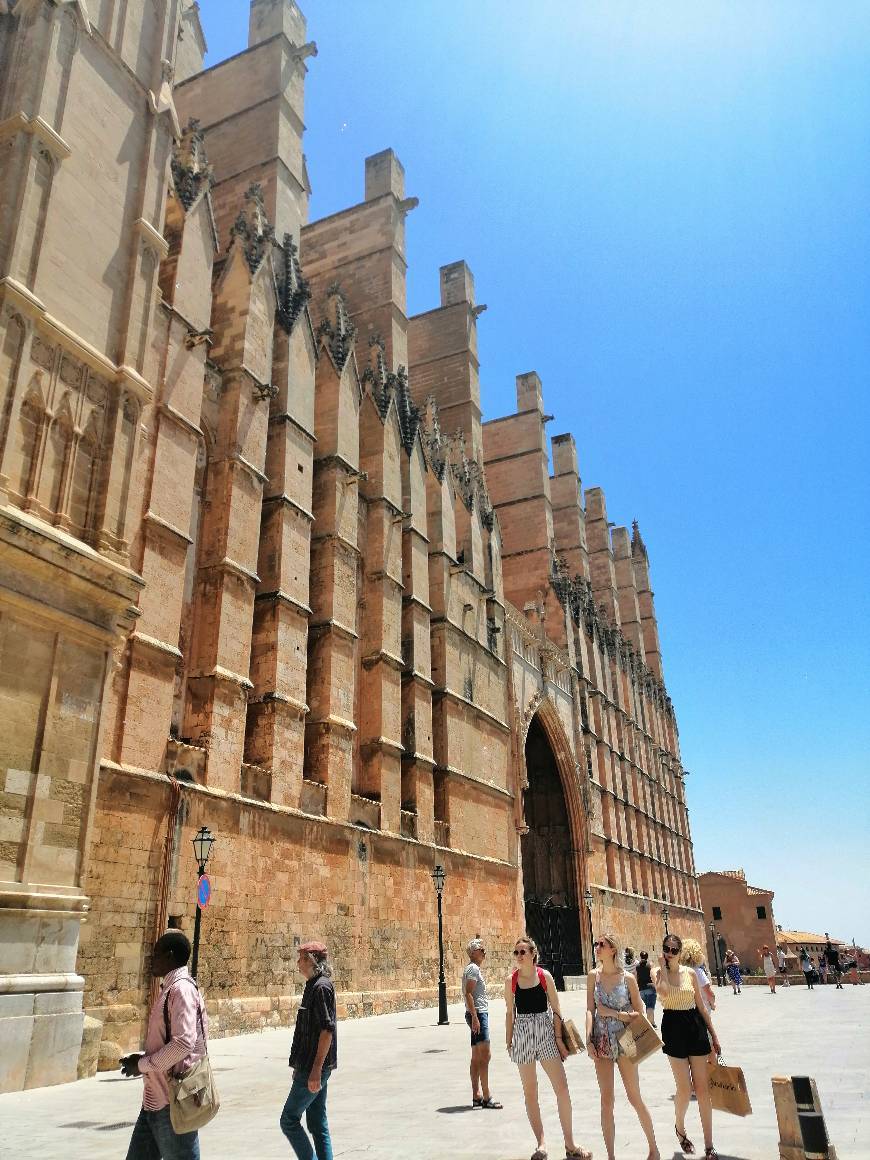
[503,936,592,1160]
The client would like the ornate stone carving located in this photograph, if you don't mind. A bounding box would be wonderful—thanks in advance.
[275,233,310,335]
[170,118,213,211]
[30,334,55,372]
[420,396,448,481]
[229,183,275,275]
[359,336,419,448]
[315,284,356,371]
[59,353,83,388]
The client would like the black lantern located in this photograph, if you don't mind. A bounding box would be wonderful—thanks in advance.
[192,826,215,872]
[432,864,448,1024]
[661,898,670,937]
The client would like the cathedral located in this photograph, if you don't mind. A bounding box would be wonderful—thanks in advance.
[0,0,704,1091]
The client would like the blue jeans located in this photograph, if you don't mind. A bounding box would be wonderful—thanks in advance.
[125,1107,200,1160]
[280,1067,334,1160]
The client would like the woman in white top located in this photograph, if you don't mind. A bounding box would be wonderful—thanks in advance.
[680,939,716,1012]
[760,945,777,993]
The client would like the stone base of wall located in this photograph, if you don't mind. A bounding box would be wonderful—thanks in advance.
[85,984,464,1057]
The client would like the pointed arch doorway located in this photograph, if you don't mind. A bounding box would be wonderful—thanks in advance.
[521,711,586,986]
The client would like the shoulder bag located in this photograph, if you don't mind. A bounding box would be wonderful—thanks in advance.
[163,980,220,1133]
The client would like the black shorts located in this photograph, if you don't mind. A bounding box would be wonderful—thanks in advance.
[661,1009,710,1059]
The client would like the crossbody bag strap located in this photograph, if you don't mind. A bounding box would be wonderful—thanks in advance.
[162,979,206,1048]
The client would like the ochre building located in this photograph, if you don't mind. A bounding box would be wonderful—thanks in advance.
[699,869,777,975]
[0,0,704,1091]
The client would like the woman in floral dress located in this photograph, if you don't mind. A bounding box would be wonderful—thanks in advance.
[586,933,660,1160]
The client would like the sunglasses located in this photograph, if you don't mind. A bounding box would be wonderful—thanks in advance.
[663,946,679,955]
[594,940,612,948]
[513,948,529,957]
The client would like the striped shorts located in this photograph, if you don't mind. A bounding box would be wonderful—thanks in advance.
[510,1012,560,1066]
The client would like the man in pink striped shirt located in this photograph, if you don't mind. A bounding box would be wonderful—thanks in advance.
[120,931,207,1159]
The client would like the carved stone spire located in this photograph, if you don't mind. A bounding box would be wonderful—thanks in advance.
[275,232,310,334]
[316,283,356,370]
[171,119,213,211]
[631,519,648,560]
[421,396,448,481]
[229,183,275,274]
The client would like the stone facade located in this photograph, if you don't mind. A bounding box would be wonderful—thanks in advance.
[0,0,704,1091]
[699,869,778,973]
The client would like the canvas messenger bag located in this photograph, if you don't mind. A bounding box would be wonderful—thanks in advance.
[163,980,220,1133]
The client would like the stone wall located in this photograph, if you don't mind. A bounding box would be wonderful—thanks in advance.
[81,765,524,1048]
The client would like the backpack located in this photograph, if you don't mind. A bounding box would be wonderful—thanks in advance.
[511,966,547,995]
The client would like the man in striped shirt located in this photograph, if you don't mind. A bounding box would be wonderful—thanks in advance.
[121,930,207,1159]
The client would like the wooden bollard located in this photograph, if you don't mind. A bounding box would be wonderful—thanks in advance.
[772,1076,837,1159]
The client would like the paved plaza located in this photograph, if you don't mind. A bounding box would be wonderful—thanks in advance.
[1,983,867,1159]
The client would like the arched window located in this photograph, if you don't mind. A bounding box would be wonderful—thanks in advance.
[43,410,73,517]
[68,414,100,536]
[16,387,45,501]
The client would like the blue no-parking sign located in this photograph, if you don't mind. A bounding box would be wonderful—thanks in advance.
[197,873,212,909]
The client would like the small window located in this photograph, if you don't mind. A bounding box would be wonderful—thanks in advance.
[756,905,767,920]
[712,906,722,921]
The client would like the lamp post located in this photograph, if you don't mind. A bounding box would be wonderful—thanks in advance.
[661,898,670,938]
[190,826,215,979]
[710,920,722,985]
[584,887,594,968]
[432,864,448,1025]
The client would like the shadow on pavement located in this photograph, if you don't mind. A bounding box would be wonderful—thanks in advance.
[436,1104,477,1113]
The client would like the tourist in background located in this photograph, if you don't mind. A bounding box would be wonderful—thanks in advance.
[819,952,828,985]
[623,945,637,974]
[680,939,716,1012]
[504,936,592,1160]
[824,937,844,988]
[799,947,814,989]
[463,937,502,1109]
[635,950,657,1026]
[777,946,790,987]
[121,930,208,1160]
[656,933,722,1160]
[759,945,777,993]
[724,949,741,995]
[586,934,660,1160]
[280,941,337,1160]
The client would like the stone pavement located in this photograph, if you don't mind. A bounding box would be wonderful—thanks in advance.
[1,983,867,1159]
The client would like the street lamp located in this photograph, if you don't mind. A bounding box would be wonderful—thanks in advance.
[190,826,215,979]
[431,864,448,1025]
[709,919,723,986]
[661,897,670,938]
[584,887,594,967]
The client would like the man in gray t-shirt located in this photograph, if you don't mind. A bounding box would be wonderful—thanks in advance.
[463,938,502,1110]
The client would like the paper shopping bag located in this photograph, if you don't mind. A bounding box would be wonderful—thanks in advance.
[562,1017,585,1055]
[619,1014,662,1065]
[708,1059,753,1116]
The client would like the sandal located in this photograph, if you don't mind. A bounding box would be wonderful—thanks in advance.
[704,1150,718,1160]
[565,1150,593,1159]
[676,1126,695,1154]
[531,1151,547,1160]
[480,1096,503,1108]
[472,1096,482,1108]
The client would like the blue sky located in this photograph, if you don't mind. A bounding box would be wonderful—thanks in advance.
[201,3,870,944]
